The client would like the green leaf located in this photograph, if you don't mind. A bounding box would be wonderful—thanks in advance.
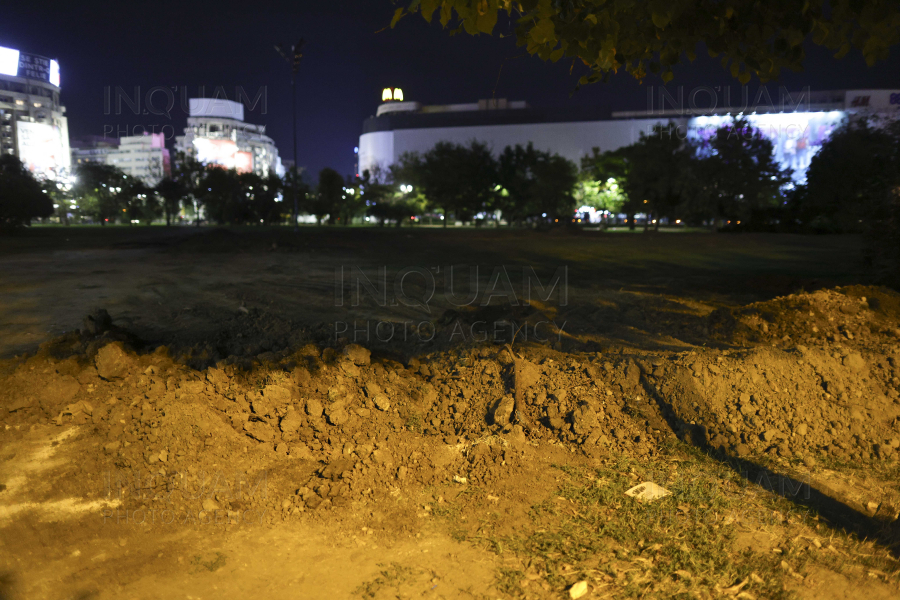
[550,48,565,61]
[651,12,670,29]
[476,9,498,34]
[420,0,439,22]
[390,7,406,28]
[440,2,453,26]
[530,18,556,44]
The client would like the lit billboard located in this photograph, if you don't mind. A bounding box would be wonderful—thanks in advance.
[0,46,60,87]
[235,151,253,174]
[16,121,68,178]
[688,111,846,182]
[193,138,253,173]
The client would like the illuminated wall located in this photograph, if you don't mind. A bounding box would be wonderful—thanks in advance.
[16,121,70,178]
[234,151,253,174]
[192,138,255,174]
[687,111,847,182]
[359,118,672,175]
[360,111,851,183]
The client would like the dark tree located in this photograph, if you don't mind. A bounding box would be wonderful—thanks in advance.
[199,167,245,225]
[284,168,311,220]
[618,125,693,231]
[0,155,53,228]
[316,168,345,225]
[354,168,402,226]
[240,172,286,224]
[689,118,791,226]
[497,143,578,225]
[802,118,900,284]
[170,152,205,226]
[73,163,129,225]
[156,177,187,226]
[121,179,160,225]
[802,118,900,231]
[400,141,498,227]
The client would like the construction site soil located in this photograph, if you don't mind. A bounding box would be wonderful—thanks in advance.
[1,228,898,599]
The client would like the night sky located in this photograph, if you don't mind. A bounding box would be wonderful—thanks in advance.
[2,1,898,180]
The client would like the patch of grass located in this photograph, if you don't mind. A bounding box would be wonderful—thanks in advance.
[450,527,470,543]
[496,451,794,599]
[191,552,227,572]
[353,562,419,599]
[495,568,525,596]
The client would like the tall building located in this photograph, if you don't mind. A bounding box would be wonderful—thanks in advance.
[175,98,284,178]
[106,133,171,187]
[0,45,70,180]
[359,89,900,183]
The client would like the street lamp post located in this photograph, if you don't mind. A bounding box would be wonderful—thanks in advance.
[275,38,306,232]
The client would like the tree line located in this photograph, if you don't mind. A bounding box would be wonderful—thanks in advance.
[1,118,897,266]
[354,122,791,231]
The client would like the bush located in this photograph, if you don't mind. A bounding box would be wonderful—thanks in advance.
[803,118,900,287]
[0,155,53,227]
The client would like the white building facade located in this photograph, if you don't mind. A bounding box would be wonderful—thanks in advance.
[359,90,900,183]
[106,133,170,187]
[0,45,70,180]
[175,99,284,178]
[70,134,171,187]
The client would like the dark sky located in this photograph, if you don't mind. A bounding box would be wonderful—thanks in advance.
[2,1,898,180]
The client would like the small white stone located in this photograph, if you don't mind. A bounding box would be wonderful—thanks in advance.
[569,581,589,599]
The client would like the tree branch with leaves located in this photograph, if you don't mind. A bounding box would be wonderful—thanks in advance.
[393,0,900,84]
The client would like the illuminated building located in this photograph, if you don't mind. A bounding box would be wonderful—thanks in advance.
[359,89,900,182]
[175,98,285,178]
[107,133,171,186]
[0,45,70,180]
[71,134,171,187]
[70,136,119,166]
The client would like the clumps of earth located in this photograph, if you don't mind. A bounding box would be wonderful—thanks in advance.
[1,287,899,527]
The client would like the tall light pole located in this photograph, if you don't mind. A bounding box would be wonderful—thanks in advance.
[275,38,305,232]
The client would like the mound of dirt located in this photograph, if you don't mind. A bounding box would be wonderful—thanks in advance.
[712,285,900,349]
[646,345,900,463]
[1,285,899,529]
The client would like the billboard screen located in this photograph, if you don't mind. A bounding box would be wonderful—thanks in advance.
[0,47,19,77]
[193,138,237,168]
[688,111,846,182]
[194,138,253,173]
[235,151,253,174]
[16,121,68,178]
[0,46,60,87]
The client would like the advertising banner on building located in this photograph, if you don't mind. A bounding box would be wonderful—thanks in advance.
[16,121,68,178]
[193,138,253,173]
[0,46,60,87]
[688,111,847,182]
[234,151,253,174]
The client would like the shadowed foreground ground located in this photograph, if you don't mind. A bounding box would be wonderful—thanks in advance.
[1,226,898,600]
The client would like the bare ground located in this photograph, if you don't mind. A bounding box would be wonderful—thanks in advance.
[0,226,898,599]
